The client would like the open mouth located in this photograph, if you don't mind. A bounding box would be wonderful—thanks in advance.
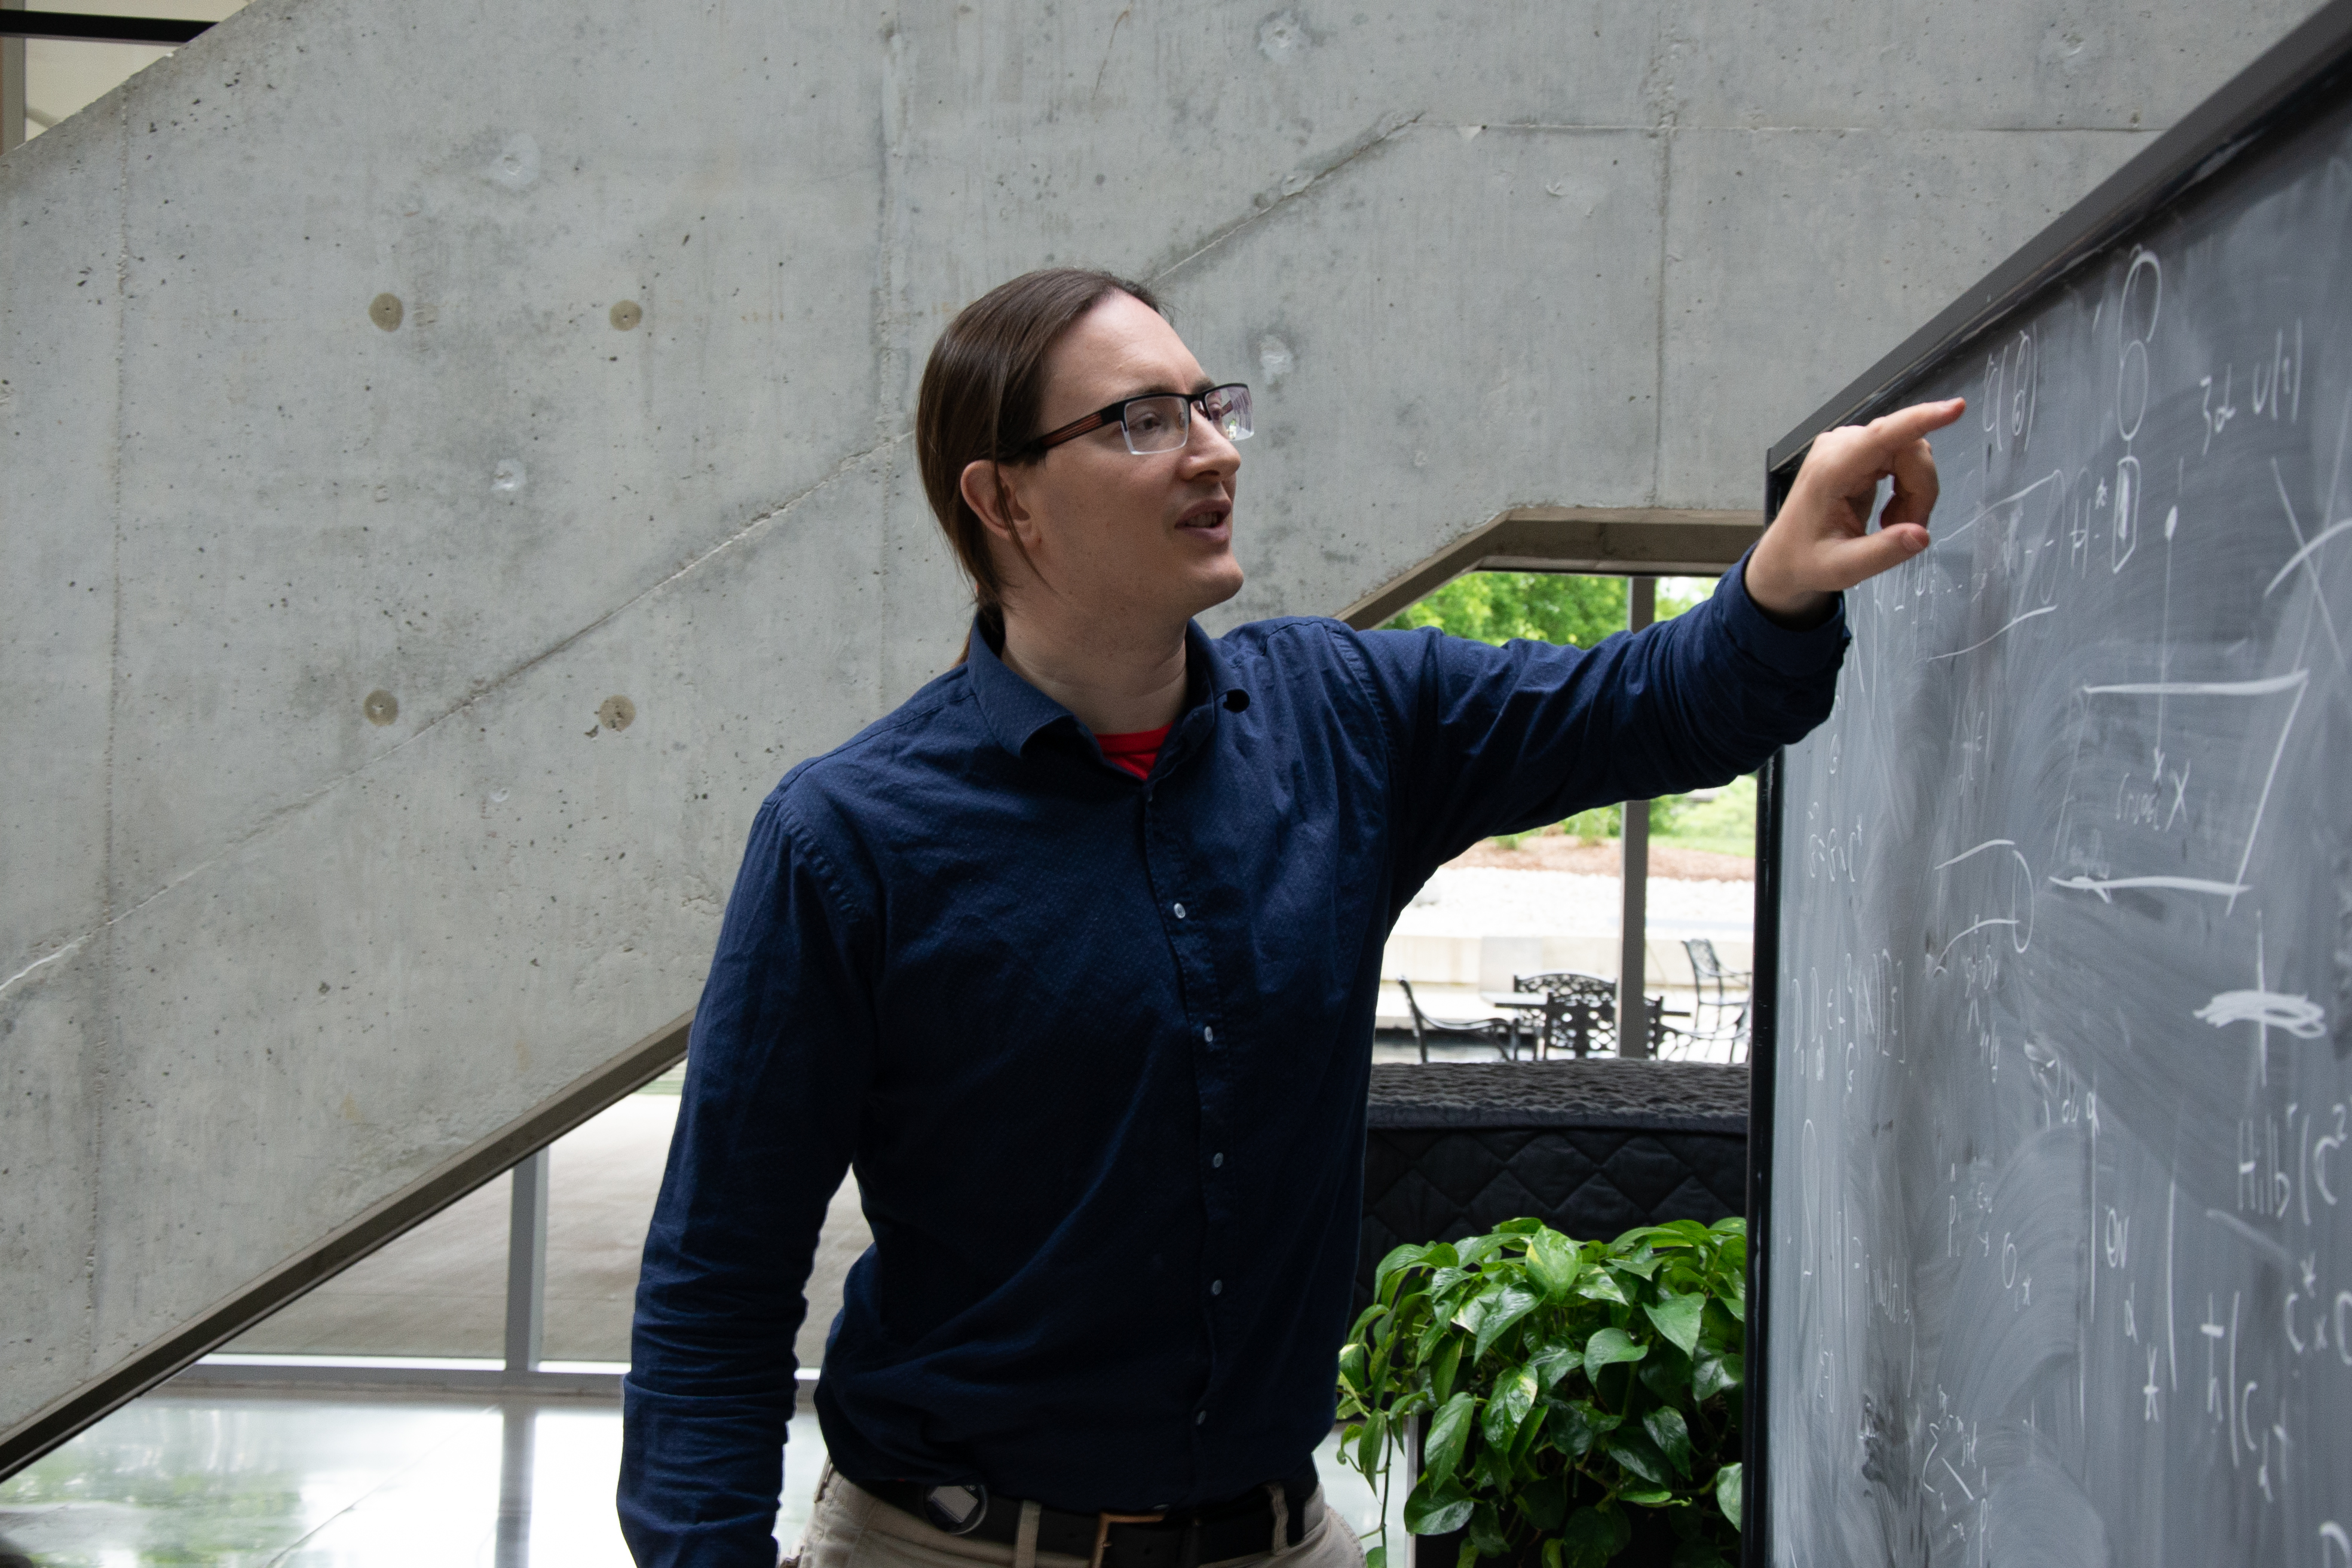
[1177,499,1232,532]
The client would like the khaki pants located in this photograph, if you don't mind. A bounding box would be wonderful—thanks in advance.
[788,1466,1367,1568]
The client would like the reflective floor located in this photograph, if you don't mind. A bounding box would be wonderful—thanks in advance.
[0,1390,1398,1567]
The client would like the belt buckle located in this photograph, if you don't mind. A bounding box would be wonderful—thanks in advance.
[1089,1511,1165,1568]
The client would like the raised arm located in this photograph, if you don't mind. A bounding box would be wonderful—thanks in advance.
[1352,397,1965,880]
[620,796,876,1568]
[1351,552,1848,881]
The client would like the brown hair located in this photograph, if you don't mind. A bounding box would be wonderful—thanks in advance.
[915,268,1163,656]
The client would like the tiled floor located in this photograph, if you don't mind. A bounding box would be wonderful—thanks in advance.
[0,1391,1400,1567]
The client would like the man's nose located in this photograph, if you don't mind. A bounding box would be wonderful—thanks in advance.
[1184,419,1241,473]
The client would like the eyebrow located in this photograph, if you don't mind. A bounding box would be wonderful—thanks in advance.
[1108,379,1217,403]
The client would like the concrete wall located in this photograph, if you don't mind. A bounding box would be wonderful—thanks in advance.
[0,0,2325,1446]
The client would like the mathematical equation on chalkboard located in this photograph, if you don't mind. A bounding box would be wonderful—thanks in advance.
[1770,94,2352,1568]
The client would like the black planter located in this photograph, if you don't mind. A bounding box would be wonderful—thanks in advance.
[1357,1061,1749,1316]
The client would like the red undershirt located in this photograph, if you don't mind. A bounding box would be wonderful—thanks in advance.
[1094,724,1172,781]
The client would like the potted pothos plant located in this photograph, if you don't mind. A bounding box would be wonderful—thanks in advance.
[1335,1217,1747,1568]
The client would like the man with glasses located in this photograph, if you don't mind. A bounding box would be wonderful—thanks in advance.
[621,269,1959,1568]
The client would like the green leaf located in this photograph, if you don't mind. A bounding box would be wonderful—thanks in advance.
[1643,1407,1694,1478]
[1692,1347,1742,1403]
[1365,1548,1388,1568]
[1604,1430,1672,1487]
[1698,1300,1741,1353]
[1356,1408,1389,1473]
[1715,1462,1743,1531]
[1558,1507,1618,1568]
[1481,1364,1538,1447]
[1638,1342,1693,1404]
[1466,1503,1509,1557]
[1375,1242,1437,1304]
[1456,1234,1506,1268]
[1603,1508,1633,1554]
[1575,1268,1630,1306]
[1528,1227,1582,1298]
[1584,1327,1649,1377]
[1404,1474,1475,1537]
[1644,1293,1705,1358]
[1453,1281,1502,1335]
[1670,1543,1729,1568]
[1547,1399,1620,1457]
[1432,1337,1465,1404]
[1514,1473,1569,1532]
[1493,1216,1546,1236]
[1337,1343,1368,1394]
[1619,1485,1674,1506]
[1454,1543,1481,1568]
[1529,1340,1582,1391]
[1474,1284,1545,1362]
[1422,1391,1478,1481]
[1542,1540,1565,1568]
[1609,1246,1662,1281]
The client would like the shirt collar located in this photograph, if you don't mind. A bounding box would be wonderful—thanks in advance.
[963,616,1251,760]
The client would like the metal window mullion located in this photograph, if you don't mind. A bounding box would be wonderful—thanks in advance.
[504,1149,548,1374]
[1618,576,1655,1057]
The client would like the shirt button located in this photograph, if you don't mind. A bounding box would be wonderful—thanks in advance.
[1210,1279,1223,1296]
[1211,1153,1224,1168]
[1195,1411,1207,1426]
[1203,1025,1215,1043]
[1172,902,1187,919]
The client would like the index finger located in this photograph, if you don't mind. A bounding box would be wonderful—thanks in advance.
[1859,397,1967,456]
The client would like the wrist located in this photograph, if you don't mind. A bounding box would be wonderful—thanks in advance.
[1740,544,1835,629]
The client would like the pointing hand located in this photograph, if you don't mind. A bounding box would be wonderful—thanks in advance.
[1743,398,1967,625]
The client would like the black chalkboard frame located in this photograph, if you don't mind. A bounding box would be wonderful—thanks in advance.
[1744,3,2352,1563]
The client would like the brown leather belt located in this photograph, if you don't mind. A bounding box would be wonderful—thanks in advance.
[852,1465,1321,1568]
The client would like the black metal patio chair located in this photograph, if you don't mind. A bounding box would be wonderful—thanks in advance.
[1396,976,1521,1063]
[1681,936,1752,1060]
[1510,970,1688,1058]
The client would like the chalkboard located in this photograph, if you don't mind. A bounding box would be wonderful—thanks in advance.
[1751,6,2352,1564]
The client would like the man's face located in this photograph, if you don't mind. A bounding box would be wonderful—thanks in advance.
[996,291,1245,626]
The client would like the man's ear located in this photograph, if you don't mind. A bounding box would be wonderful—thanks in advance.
[960,459,1030,545]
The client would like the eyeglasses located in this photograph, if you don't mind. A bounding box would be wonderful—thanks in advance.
[1028,383,1252,457]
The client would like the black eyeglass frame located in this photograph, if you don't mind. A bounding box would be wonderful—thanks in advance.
[1023,383,1252,457]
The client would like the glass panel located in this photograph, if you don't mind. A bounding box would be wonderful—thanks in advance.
[218,1168,509,1359]
[540,1086,676,1364]
[1375,572,1753,1061]
[540,1068,875,1367]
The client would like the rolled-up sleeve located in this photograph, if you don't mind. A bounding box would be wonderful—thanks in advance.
[1348,550,1848,877]
[620,795,877,1568]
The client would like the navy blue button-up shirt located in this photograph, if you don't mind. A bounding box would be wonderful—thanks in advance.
[620,558,1846,1564]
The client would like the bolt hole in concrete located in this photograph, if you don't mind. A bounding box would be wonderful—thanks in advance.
[363,689,399,725]
[368,292,403,331]
[610,300,642,330]
[596,695,635,732]
[493,459,527,494]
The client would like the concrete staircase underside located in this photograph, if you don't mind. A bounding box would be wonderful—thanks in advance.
[1,0,2317,1473]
